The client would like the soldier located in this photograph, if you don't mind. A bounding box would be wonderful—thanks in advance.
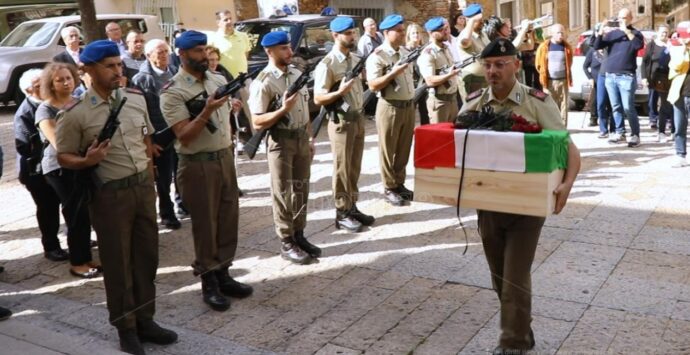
[159,31,252,312]
[248,31,320,264]
[314,16,376,232]
[56,40,177,355]
[458,4,490,95]
[459,38,581,355]
[417,17,461,123]
[366,14,416,206]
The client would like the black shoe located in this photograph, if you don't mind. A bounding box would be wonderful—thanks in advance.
[384,188,405,206]
[335,209,363,232]
[293,230,321,258]
[0,306,12,321]
[280,238,312,264]
[397,185,414,201]
[214,268,253,298]
[238,189,245,197]
[119,329,146,355]
[161,217,181,230]
[650,123,658,129]
[200,273,230,311]
[0,265,4,273]
[492,346,527,355]
[44,248,69,262]
[137,320,178,345]
[350,204,375,226]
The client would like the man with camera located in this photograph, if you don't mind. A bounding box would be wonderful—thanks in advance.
[593,8,645,147]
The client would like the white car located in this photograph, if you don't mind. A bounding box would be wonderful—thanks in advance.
[0,14,164,105]
[569,29,655,114]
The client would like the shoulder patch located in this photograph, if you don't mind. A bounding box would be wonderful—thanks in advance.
[466,89,483,102]
[423,46,433,54]
[320,56,334,66]
[257,70,269,82]
[528,88,547,101]
[64,97,82,111]
[125,87,143,95]
[161,80,175,91]
[373,47,383,54]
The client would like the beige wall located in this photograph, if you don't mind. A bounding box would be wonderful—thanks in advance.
[94,0,133,14]
[176,0,237,32]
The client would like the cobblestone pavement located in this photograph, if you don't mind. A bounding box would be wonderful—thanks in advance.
[1,105,689,355]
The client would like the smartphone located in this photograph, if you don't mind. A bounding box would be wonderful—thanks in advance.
[607,20,620,27]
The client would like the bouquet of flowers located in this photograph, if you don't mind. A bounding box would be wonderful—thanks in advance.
[454,104,541,133]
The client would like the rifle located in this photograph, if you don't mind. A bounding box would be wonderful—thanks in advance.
[153,67,263,148]
[413,54,480,104]
[311,53,369,139]
[245,64,315,159]
[382,43,427,91]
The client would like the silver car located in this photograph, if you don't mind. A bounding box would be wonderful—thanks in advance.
[0,14,164,105]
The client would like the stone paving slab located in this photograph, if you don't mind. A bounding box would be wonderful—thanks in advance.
[1,110,690,354]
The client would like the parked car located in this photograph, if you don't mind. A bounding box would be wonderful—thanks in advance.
[0,2,80,42]
[0,14,164,105]
[235,13,362,115]
[569,29,655,114]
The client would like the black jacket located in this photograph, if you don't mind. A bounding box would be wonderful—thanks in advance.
[13,97,43,182]
[641,40,670,80]
[583,48,605,80]
[53,49,81,65]
[131,61,174,132]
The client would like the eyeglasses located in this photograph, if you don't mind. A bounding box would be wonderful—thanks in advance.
[479,59,514,70]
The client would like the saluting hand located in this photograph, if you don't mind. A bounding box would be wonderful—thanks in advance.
[85,138,110,166]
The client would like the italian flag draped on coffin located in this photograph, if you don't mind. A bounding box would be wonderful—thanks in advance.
[414,123,569,173]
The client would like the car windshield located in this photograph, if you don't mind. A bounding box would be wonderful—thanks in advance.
[1,21,59,47]
[235,22,299,59]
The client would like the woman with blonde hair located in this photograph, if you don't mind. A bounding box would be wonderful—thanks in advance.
[405,22,430,124]
[35,62,100,278]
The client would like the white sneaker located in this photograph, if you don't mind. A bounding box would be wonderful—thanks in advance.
[627,135,640,147]
[671,156,689,168]
[236,141,245,155]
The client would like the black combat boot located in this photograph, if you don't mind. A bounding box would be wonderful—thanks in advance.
[200,272,230,311]
[280,237,312,264]
[397,184,414,201]
[293,230,321,258]
[384,188,405,206]
[215,268,253,298]
[119,329,146,355]
[350,204,375,226]
[335,208,363,232]
[137,320,178,345]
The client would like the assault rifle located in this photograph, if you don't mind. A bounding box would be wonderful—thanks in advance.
[245,64,316,159]
[382,43,427,91]
[311,53,369,138]
[413,54,480,104]
[153,67,263,148]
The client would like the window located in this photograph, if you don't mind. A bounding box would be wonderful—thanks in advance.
[0,21,60,47]
[234,22,299,59]
[330,0,393,24]
[496,0,516,23]
[303,25,333,55]
[569,0,584,29]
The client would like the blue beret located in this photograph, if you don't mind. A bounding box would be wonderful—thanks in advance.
[175,30,207,50]
[463,4,482,17]
[79,40,120,64]
[424,17,445,32]
[261,31,290,47]
[330,16,355,33]
[380,14,404,31]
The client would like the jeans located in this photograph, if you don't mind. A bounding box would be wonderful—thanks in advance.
[605,73,640,136]
[596,74,616,134]
[648,89,659,124]
[673,96,690,157]
[657,90,674,134]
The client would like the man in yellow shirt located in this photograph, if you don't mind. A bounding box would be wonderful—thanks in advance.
[208,9,252,77]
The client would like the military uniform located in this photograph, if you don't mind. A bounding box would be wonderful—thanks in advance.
[159,68,239,275]
[418,41,460,123]
[56,87,158,332]
[248,63,311,241]
[366,41,416,195]
[458,31,490,95]
[460,79,565,350]
[314,48,365,213]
